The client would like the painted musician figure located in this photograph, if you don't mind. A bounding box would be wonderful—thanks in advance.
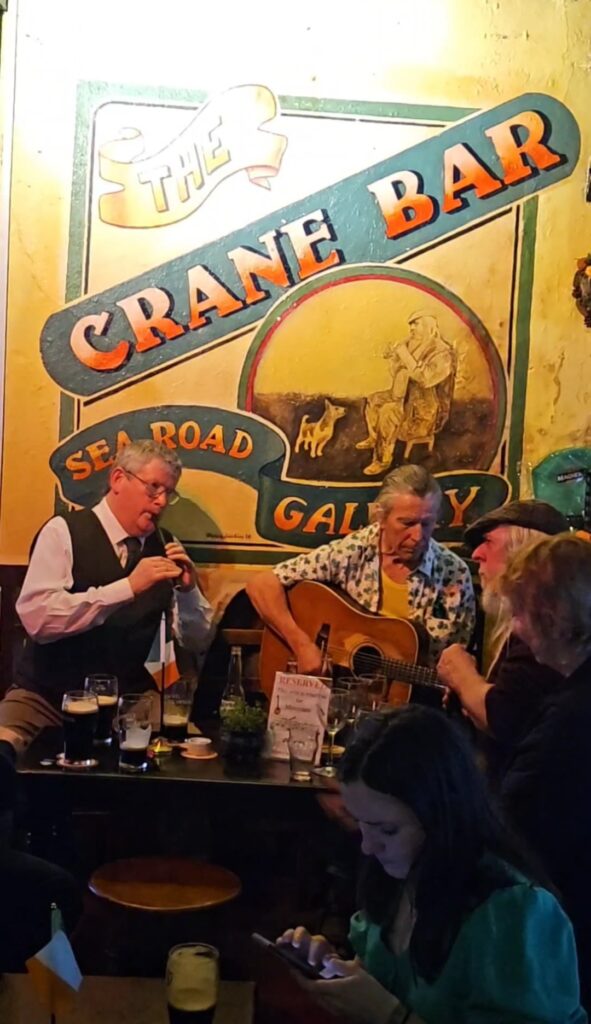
[247,464,475,681]
[0,440,213,774]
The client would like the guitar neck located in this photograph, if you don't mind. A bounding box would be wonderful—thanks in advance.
[384,658,443,690]
[338,648,444,691]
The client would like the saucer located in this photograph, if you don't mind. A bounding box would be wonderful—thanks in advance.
[56,753,99,770]
[181,750,218,761]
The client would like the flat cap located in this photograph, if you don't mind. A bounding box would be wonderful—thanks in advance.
[464,499,569,548]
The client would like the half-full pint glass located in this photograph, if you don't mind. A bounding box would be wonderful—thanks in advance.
[166,943,219,1024]
[162,679,194,742]
[62,690,99,764]
[84,674,118,744]
[118,694,152,773]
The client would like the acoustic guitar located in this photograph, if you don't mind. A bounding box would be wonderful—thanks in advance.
[259,580,445,704]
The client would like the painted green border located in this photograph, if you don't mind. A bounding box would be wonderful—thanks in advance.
[507,198,538,495]
[59,84,533,561]
[185,545,299,565]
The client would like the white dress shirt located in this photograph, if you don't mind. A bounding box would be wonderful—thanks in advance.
[16,498,214,655]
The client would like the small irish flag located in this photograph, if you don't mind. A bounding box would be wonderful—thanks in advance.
[146,610,180,689]
[26,906,82,1017]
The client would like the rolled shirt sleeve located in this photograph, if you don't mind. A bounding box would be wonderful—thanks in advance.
[16,517,134,643]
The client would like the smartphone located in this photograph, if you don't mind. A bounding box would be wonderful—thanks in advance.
[251,932,324,980]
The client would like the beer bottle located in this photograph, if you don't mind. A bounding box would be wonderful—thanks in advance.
[220,646,245,713]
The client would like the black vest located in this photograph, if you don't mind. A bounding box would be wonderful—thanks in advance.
[17,509,173,706]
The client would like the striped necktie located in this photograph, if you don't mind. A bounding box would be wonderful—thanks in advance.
[123,536,142,573]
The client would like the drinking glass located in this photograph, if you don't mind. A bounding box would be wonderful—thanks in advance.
[288,725,319,782]
[166,942,219,1024]
[84,674,118,745]
[336,676,369,725]
[162,678,194,743]
[118,694,152,773]
[61,690,99,765]
[314,688,351,778]
[356,672,388,710]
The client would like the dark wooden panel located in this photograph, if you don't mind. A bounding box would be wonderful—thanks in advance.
[0,565,26,697]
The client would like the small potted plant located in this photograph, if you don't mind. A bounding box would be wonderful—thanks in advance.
[220,699,267,764]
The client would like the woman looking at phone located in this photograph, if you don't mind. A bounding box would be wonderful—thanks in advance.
[278,706,585,1024]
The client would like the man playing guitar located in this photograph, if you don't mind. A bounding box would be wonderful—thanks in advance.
[247,464,475,677]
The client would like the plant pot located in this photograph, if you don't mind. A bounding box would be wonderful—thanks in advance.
[223,729,265,765]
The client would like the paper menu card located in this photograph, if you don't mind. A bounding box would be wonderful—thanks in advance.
[266,672,330,762]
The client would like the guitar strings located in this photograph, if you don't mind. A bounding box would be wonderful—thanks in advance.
[323,644,446,690]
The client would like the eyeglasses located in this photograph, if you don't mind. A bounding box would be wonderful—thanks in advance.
[124,469,180,505]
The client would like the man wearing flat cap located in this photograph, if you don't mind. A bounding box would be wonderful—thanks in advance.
[358,311,455,475]
[437,498,569,770]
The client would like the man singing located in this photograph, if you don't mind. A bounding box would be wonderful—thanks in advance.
[0,440,213,760]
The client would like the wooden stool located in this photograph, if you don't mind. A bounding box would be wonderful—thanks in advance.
[87,857,241,973]
[89,856,241,912]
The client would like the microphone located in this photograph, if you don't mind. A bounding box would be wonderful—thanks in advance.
[158,528,183,589]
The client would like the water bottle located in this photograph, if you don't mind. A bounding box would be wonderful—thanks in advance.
[220,646,245,713]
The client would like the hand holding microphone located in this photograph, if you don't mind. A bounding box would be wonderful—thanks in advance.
[158,530,197,592]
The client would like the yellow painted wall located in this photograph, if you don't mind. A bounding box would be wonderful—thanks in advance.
[0,0,589,601]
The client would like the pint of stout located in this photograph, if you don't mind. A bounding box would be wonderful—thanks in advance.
[162,679,194,743]
[96,694,118,743]
[118,722,151,772]
[166,943,219,1024]
[84,674,119,744]
[118,694,152,772]
[162,707,191,743]
[62,691,99,763]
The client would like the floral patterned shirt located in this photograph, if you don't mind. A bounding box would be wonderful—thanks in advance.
[273,523,475,665]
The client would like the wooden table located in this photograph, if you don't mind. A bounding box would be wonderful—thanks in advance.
[18,725,332,793]
[17,726,335,938]
[16,726,343,981]
[0,975,254,1024]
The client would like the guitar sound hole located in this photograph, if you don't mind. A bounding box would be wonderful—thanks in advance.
[351,645,385,677]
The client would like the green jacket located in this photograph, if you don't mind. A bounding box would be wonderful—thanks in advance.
[350,880,586,1023]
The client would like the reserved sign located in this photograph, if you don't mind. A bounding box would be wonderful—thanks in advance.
[266,672,330,762]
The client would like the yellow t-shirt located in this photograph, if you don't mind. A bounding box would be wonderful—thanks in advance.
[379,570,410,619]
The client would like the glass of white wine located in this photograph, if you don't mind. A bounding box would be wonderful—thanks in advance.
[314,688,351,778]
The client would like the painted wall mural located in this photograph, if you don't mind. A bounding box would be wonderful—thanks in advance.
[1,0,589,594]
[36,88,579,562]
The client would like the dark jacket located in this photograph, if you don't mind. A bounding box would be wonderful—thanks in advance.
[500,654,591,1007]
[482,634,563,779]
[17,509,173,705]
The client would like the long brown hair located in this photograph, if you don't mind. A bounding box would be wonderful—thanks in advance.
[498,532,591,666]
[339,706,543,981]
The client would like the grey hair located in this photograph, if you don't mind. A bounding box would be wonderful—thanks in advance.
[112,440,182,483]
[374,464,442,517]
[483,525,549,675]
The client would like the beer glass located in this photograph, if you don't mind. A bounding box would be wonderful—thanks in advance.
[84,674,118,744]
[162,678,194,743]
[118,694,152,773]
[61,690,99,765]
[288,724,319,782]
[356,672,388,710]
[166,942,219,1024]
[336,676,369,725]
